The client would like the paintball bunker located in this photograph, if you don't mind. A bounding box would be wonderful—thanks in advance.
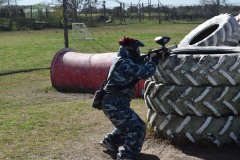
[145,13,240,147]
[50,48,145,97]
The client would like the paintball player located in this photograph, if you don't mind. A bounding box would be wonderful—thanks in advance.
[100,36,159,160]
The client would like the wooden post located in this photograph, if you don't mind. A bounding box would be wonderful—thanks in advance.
[30,5,33,19]
[142,3,144,23]
[46,7,48,18]
[63,0,69,48]
[130,3,132,15]
[120,3,122,24]
[158,3,161,24]
[90,4,92,20]
[138,3,141,22]
[149,0,151,20]
[123,3,125,23]
[103,1,106,21]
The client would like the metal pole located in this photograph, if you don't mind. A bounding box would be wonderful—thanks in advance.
[123,3,125,23]
[103,1,106,21]
[120,3,122,24]
[63,0,69,48]
[158,3,161,24]
[30,5,32,19]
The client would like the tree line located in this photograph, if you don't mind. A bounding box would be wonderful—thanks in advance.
[0,0,239,31]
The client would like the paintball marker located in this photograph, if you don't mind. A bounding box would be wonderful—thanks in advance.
[136,36,177,63]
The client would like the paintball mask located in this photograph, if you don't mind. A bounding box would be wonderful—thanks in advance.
[119,36,144,59]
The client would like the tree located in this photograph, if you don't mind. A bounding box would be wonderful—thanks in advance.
[53,0,98,21]
[0,0,18,6]
[200,0,227,15]
[0,0,4,6]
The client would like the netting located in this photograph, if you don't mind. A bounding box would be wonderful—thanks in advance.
[72,23,93,40]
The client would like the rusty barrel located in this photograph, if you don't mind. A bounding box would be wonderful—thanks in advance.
[50,48,145,97]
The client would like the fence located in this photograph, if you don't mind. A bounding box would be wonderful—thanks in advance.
[0,3,240,30]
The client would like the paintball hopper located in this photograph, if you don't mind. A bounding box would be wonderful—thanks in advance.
[154,36,170,46]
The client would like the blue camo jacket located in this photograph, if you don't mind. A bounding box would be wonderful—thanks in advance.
[104,46,156,98]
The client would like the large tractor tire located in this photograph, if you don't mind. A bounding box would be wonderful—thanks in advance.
[236,14,240,26]
[147,111,240,146]
[178,14,240,47]
[144,81,240,116]
[154,47,240,86]
[236,13,240,46]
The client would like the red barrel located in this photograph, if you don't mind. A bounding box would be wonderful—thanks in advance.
[50,48,145,97]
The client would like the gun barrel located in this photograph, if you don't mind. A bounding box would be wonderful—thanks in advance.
[148,48,164,57]
[168,44,178,50]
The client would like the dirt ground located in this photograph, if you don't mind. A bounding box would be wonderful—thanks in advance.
[67,93,240,160]
[89,128,240,160]
[97,138,240,160]
[3,70,240,160]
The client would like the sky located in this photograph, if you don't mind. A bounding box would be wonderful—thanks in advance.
[17,0,240,7]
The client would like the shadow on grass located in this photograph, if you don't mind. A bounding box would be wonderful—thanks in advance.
[103,150,160,160]
[180,145,240,160]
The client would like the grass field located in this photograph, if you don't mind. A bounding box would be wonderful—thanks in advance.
[0,22,201,159]
[0,22,199,73]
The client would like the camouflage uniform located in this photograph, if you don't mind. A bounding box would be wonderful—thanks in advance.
[101,46,156,160]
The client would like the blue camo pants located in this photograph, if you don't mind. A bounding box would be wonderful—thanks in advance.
[102,94,146,159]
